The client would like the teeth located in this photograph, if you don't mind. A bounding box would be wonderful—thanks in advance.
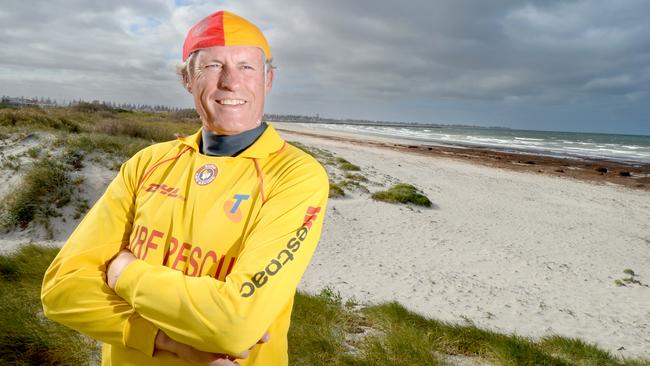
[218,99,245,105]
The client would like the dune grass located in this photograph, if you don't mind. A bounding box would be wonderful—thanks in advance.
[336,157,361,171]
[371,183,432,207]
[344,173,369,182]
[0,158,74,230]
[0,109,81,133]
[0,245,100,365]
[329,182,346,198]
[59,133,153,161]
[290,141,339,166]
[0,106,197,138]
[0,246,648,365]
[289,292,649,366]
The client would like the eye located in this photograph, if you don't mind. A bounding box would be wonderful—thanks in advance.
[204,63,222,70]
[241,65,255,70]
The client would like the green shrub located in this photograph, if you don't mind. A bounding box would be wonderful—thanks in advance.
[371,183,432,207]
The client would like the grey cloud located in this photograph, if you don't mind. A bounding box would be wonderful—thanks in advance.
[0,0,648,133]
[245,0,649,104]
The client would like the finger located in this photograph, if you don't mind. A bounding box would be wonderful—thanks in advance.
[235,349,250,359]
[257,332,270,344]
[208,357,238,366]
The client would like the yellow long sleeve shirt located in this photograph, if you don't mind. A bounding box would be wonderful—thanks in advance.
[41,124,329,366]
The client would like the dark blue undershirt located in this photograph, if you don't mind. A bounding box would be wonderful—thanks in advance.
[200,122,268,157]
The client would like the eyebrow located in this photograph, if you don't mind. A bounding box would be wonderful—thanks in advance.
[204,58,257,65]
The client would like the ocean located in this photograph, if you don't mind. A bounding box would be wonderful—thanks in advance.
[297,123,650,166]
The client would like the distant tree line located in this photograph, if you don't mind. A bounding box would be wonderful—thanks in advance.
[0,95,187,113]
[0,95,434,127]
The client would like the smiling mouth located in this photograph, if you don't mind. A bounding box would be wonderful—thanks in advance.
[216,99,246,105]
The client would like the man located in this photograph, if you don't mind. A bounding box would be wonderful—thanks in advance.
[41,10,329,366]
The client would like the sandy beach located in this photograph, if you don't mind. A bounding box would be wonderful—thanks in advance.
[271,122,650,359]
[1,123,648,360]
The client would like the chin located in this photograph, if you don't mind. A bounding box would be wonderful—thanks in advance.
[205,121,254,135]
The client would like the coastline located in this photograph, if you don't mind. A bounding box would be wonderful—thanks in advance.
[272,121,650,191]
[274,121,650,359]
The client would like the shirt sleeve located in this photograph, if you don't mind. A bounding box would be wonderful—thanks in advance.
[114,156,329,355]
[41,152,158,356]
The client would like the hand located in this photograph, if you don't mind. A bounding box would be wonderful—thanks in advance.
[106,249,136,289]
[154,330,271,365]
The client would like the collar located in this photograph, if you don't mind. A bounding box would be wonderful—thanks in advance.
[201,122,268,157]
[178,122,286,159]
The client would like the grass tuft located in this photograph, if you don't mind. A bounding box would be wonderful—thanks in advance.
[329,182,345,198]
[0,245,100,365]
[339,162,361,171]
[371,183,432,207]
[0,158,73,230]
[288,291,350,365]
[344,173,369,182]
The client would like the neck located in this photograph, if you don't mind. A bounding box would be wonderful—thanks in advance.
[200,122,268,156]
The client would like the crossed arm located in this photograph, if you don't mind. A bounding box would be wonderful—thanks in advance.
[41,151,329,362]
[106,249,268,365]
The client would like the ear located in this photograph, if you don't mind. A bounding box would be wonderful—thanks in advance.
[264,68,274,95]
[183,73,193,94]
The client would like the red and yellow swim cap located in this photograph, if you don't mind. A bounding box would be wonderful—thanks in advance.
[182,11,271,61]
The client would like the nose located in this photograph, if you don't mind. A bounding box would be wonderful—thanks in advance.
[217,66,241,91]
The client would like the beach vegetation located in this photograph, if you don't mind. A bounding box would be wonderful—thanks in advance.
[289,141,338,166]
[92,118,178,142]
[318,286,343,306]
[59,134,151,162]
[0,245,100,365]
[0,246,647,365]
[289,290,649,366]
[0,109,81,133]
[344,172,369,182]
[73,199,90,220]
[329,182,345,198]
[1,156,21,171]
[26,147,40,159]
[0,158,73,230]
[371,183,432,207]
[340,179,369,194]
[615,269,646,287]
[339,162,361,171]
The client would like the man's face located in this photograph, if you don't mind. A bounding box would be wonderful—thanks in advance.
[188,46,273,135]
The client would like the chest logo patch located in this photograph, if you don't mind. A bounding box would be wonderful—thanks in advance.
[224,194,250,222]
[194,164,218,186]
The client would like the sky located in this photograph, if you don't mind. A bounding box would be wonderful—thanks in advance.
[1,0,649,135]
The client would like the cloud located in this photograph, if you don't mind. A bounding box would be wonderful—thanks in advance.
[0,0,648,133]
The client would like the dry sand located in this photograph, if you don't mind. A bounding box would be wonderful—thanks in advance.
[272,122,650,359]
